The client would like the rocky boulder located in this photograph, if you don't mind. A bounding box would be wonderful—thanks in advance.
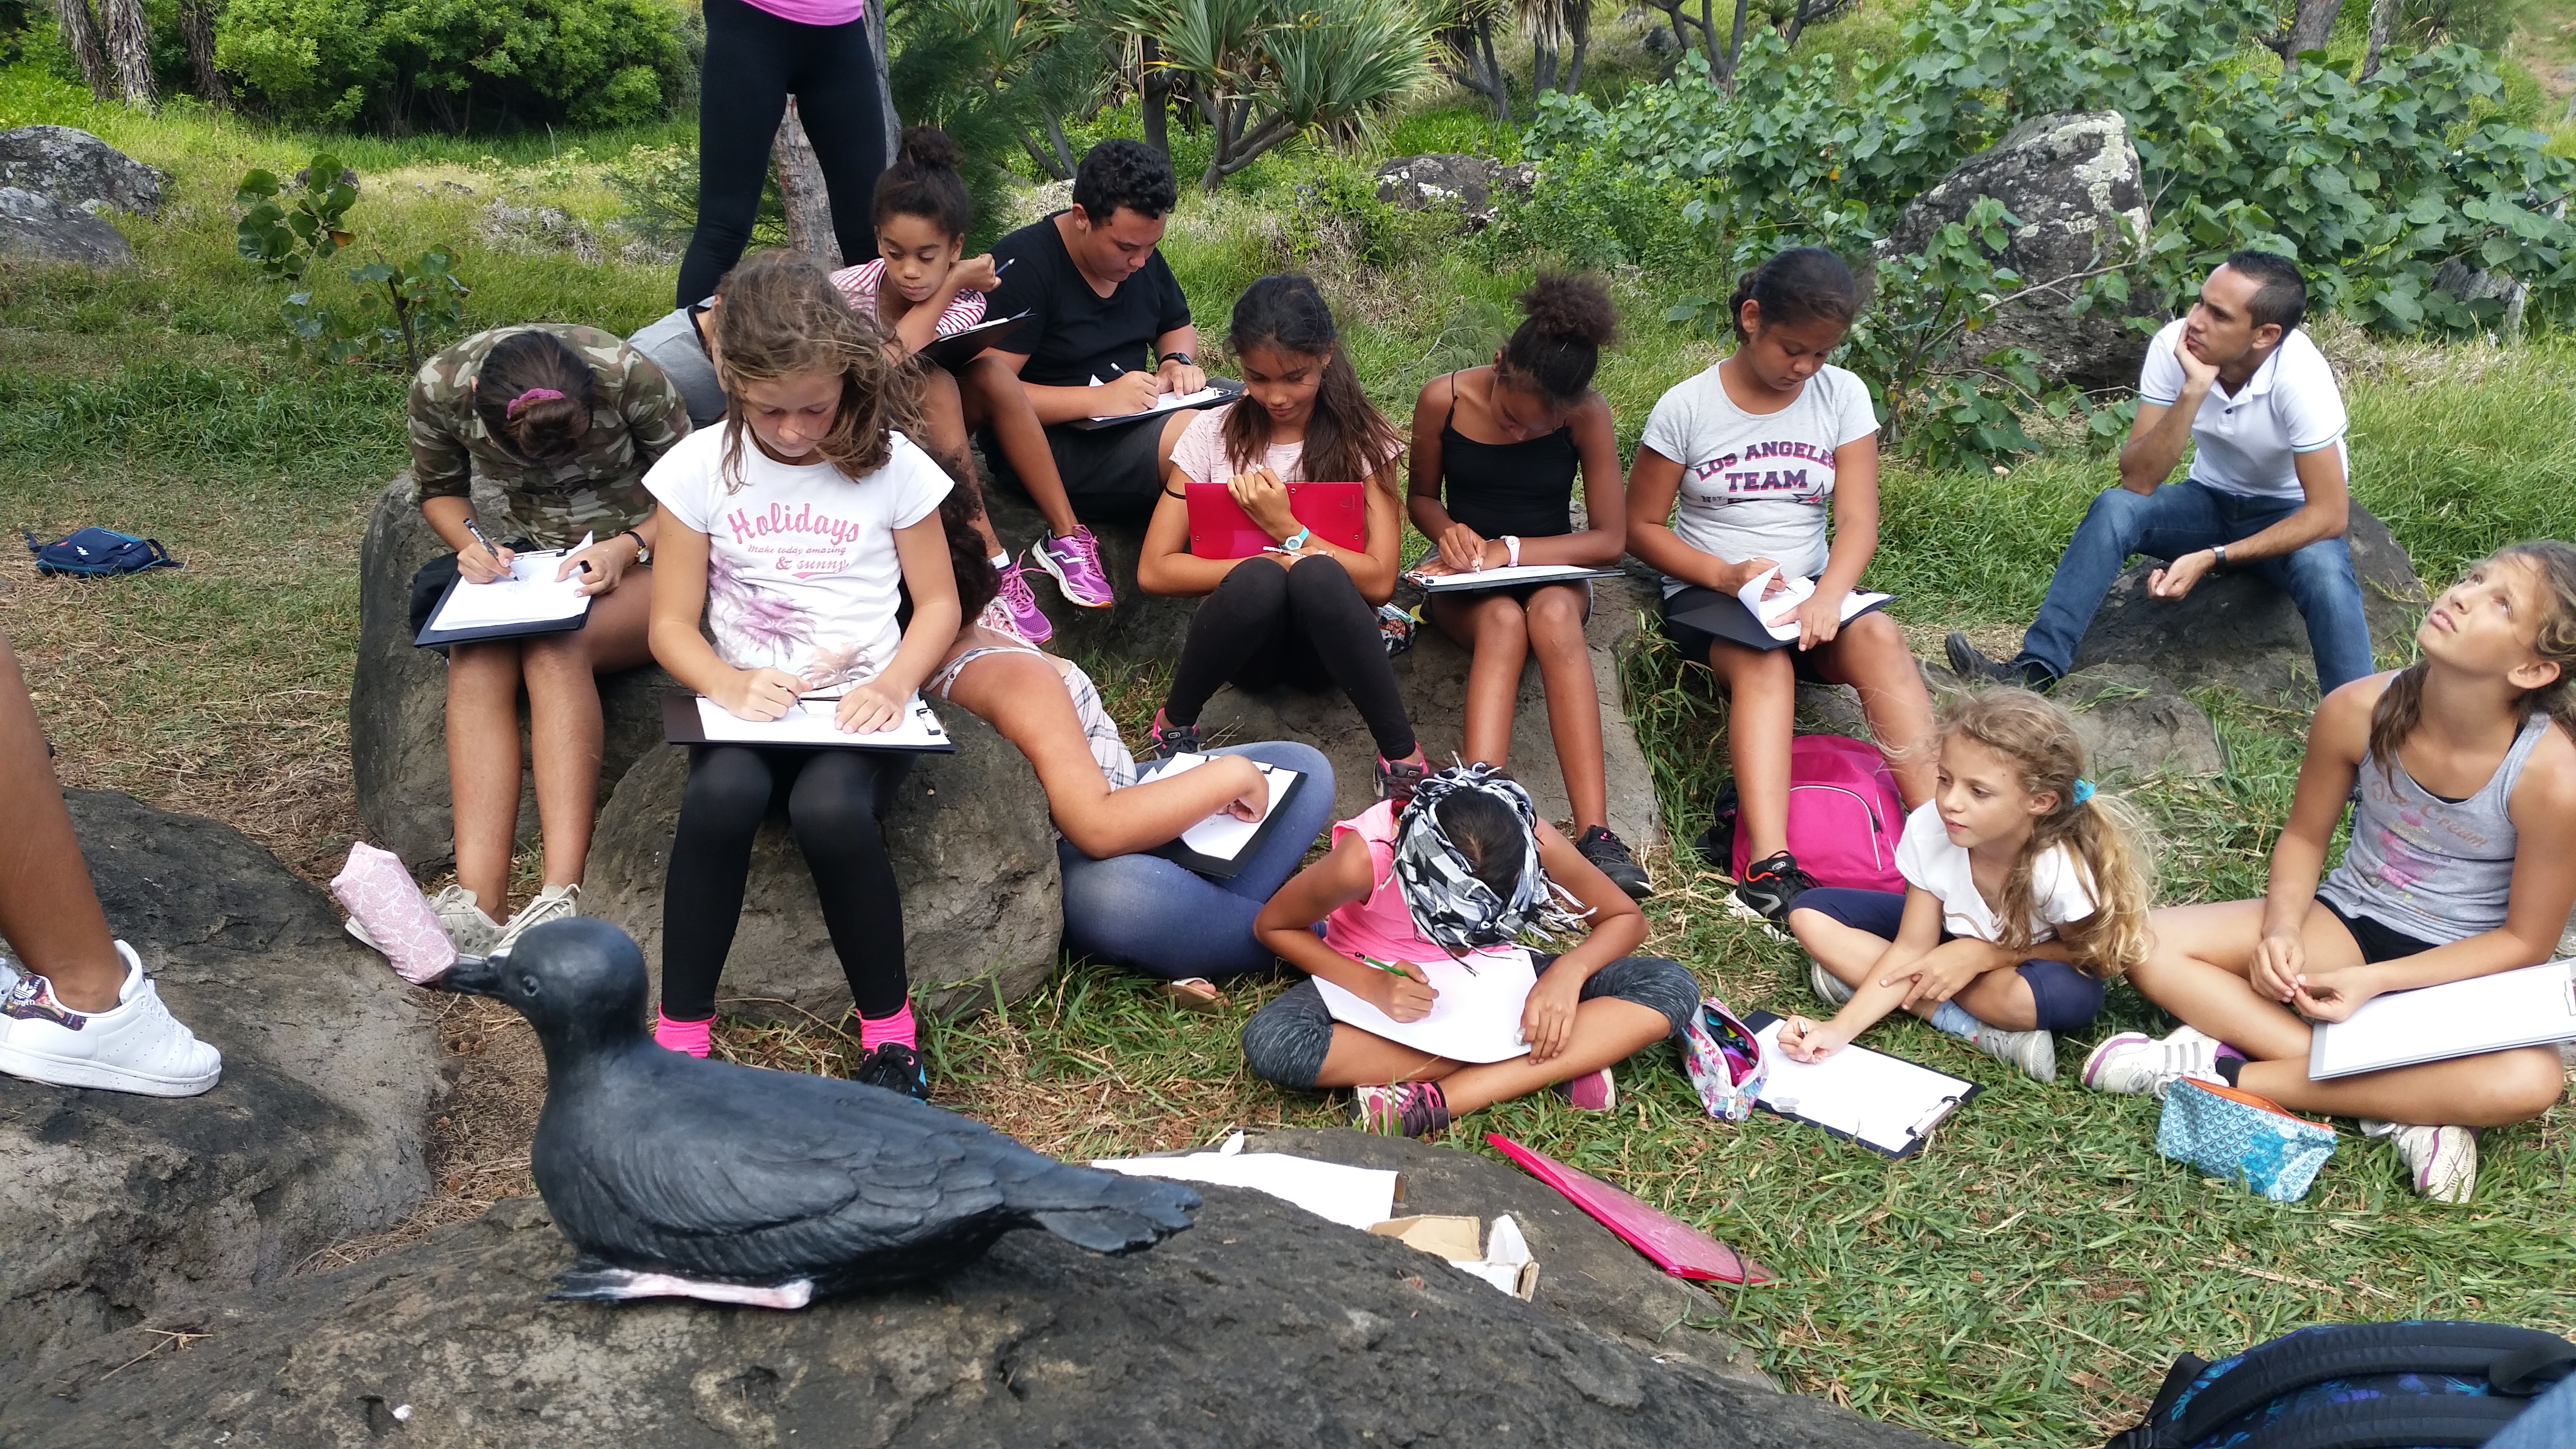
[0,187,132,269]
[1,1186,1951,1448]
[352,474,679,869]
[2071,504,2428,703]
[1375,152,1539,231]
[982,482,1197,662]
[0,125,164,216]
[583,708,1063,1023]
[1874,111,2159,392]
[0,792,442,1371]
[1200,573,1662,844]
[1896,665,2227,781]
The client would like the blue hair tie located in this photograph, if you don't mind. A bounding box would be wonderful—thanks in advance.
[2072,779,2096,806]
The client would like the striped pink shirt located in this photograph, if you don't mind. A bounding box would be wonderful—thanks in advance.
[738,0,865,24]
[832,258,987,340]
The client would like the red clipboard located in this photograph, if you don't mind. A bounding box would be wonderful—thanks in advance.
[1487,1133,1776,1285]
[1184,480,1368,560]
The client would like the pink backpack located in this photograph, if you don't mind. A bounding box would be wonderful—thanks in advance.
[1710,734,1905,892]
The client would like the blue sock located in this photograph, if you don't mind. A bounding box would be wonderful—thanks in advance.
[1928,1000,1983,1039]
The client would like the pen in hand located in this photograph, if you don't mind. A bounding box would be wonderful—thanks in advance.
[463,519,508,577]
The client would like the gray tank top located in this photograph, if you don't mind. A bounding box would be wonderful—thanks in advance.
[2317,711,2553,946]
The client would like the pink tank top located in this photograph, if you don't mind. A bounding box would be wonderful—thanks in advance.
[740,0,866,24]
[1321,801,1449,966]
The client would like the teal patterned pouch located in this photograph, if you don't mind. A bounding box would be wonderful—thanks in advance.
[2157,1079,2336,1202]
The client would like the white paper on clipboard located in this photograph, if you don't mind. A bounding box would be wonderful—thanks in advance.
[1751,1017,1972,1155]
[2307,959,2576,1079]
[1315,947,1536,1064]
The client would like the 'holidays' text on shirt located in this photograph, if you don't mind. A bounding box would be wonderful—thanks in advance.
[727,501,869,548]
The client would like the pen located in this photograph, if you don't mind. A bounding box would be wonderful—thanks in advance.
[463,519,505,572]
[1359,955,1411,976]
[993,257,1014,280]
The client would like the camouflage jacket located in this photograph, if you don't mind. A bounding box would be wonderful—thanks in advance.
[407,323,691,548]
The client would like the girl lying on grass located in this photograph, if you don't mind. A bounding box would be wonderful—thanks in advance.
[1779,689,2156,1084]
[1242,763,1698,1138]
[831,125,1111,643]
[2087,543,2576,1203]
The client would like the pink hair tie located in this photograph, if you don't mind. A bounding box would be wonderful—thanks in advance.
[505,386,567,419]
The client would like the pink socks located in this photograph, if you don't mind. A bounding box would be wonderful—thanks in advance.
[653,1011,713,1058]
[856,1001,917,1053]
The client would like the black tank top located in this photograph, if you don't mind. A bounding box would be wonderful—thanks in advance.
[1437,372,1579,539]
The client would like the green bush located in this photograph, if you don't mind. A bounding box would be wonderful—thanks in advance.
[213,0,695,134]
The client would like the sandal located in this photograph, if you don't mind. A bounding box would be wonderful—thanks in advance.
[1159,978,1228,1014]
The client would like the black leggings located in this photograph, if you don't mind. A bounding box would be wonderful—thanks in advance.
[661,744,911,1022]
[1164,557,1416,761]
[677,0,889,306]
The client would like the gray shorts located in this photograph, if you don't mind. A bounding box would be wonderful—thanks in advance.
[1240,953,1701,1090]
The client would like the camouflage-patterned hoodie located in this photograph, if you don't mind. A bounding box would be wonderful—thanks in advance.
[408,323,691,549]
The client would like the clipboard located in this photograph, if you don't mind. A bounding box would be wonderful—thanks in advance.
[1186,480,1368,559]
[1407,562,1618,594]
[914,311,1028,372]
[660,692,959,753]
[2307,959,2576,1079]
[1067,378,1241,430]
[1137,753,1309,877]
[412,545,593,649]
[1743,1009,1977,1159]
[1664,583,1893,652]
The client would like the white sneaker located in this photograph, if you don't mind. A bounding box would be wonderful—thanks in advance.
[1807,957,1854,1007]
[1972,1024,2058,1084]
[345,883,502,957]
[2081,1024,2223,1098]
[2362,1119,2478,1204]
[0,940,222,1096]
[491,882,580,958]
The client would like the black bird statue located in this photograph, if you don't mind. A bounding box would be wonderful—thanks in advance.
[432,917,1199,1308]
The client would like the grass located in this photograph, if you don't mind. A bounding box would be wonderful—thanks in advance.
[5,60,2576,1449]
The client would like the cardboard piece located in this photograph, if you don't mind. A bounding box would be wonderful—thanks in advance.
[1367,1213,1538,1300]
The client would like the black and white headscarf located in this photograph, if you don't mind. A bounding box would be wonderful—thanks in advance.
[1391,764,1592,957]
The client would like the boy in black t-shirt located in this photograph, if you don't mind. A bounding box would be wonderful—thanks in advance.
[985,140,1206,523]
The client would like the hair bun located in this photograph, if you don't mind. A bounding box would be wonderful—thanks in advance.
[896,124,962,173]
[1519,274,1617,348]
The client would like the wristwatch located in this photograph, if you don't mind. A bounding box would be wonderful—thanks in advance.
[1281,526,1312,552]
[620,528,652,565]
[2210,544,2228,571]
[1159,351,1195,370]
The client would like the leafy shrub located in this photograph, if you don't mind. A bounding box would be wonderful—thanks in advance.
[602,141,791,257]
[236,155,470,369]
[1277,155,1452,270]
[213,0,694,134]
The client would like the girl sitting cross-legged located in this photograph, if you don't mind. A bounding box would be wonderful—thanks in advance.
[1242,764,1699,1138]
[1779,688,2156,1084]
[2085,543,2576,1203]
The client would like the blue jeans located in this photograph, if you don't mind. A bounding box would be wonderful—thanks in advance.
[1057,741,1336,981]
[2016,479,2375,692]
[2489,1370,2576,1448]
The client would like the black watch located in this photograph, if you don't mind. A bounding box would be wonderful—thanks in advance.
[1159,351,1195,369]
[2210,544,2227,572]
[620,528,651,565]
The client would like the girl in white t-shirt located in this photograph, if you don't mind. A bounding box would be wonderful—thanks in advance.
[1626,246,1937,930]
[829,125,1108,643]
[1777,689,2156,1082]
[1135,274,1429,802]
[644,250,971,1099]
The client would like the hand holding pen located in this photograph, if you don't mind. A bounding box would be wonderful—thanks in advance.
[1360,956,1440,1022]
[458,519,515,585]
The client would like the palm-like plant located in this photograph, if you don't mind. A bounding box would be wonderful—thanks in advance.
[926,0,1111,180]
[1112,0,1439,190]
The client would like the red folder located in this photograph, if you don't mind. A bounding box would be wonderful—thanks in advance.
[1487,1133,1776,1286]
[1185,480,1368,559]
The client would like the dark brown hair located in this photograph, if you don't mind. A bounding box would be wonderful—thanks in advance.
[709,249,921,491]
[1222,274,1404,490]
[473,328,596,464]
[2368,541,2576,781]
[874,125,972,240]
[1497,273,1616,403]
[1730,245,1858,341]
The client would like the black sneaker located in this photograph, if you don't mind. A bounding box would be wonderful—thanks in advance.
[1576,824,1654,900]
[1144,708,1203,763]
[1944,632,2056,692]
[852,1042,931,1101]
[1728,850,1816,935]
[1374,751,1429,805]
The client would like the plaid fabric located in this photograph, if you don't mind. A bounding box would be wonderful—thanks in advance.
[1390,764,1590,956]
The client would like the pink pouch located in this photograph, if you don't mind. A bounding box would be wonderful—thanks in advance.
[331,842,457,985]
[1487,1133,1776,1285]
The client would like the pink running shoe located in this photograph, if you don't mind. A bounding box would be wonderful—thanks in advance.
[1556,1066,1616,1111]
[1030,527,1115,609]
[992,556,1055,643]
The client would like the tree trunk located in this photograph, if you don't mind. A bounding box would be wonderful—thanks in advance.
[1140,37,1170,160]
[1533,37,1557,95]
[1563,1,1589,92]
[53,0,113,100]
[2361,0,2398,79]
[1478,16,1512,123]
[2270,0,2337,71]
[1698,0,1716,74]
[774,100,841,268]
[180,0,225,106]
[1720,0,1750,91]
[97,0,154,109]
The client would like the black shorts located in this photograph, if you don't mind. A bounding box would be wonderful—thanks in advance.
[2318,898,2442,964]
[1659,585,1833,683]
[982,417,1169,525]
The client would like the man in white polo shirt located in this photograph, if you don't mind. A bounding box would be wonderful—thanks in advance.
[1948,251,2372,694]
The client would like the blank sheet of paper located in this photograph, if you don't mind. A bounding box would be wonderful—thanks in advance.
[2308,960,2576,1079]
[1315,947,1536,1064]
[1147,752,1303,863]
[691,694,950,750]
[1090,1152,1400,1230]
[428,543,592,629]
[1752,1019,1972,1155]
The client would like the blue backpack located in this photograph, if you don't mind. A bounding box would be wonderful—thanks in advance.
[2106,1321,2576,1449]
[25,527,180,578]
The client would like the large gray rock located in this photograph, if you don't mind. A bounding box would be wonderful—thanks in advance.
[0,792,442,1372]
[1200,572,1663,844]
[1,1189,1952,1449]
[1874,111,2159,391]
[583,709,1063,1023]
[0,186,132,269]
[1902,665,2226,780]
[0,125,164,216]
[351,474,677,869]
[2071,504,2428,703]
[1374,153,1538,231]
[981,482,1197,662]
